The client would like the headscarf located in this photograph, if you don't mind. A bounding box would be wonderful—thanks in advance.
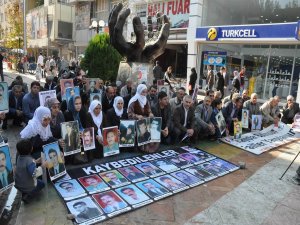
[88,100,103,136]
[45,98,61,125]
[127,84,147,110]
[233,71,240,82]
[20,106,52,141]
[113,96,124,117]
[68,96,83,131]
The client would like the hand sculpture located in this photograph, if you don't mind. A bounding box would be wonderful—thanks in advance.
[108,3,170,63]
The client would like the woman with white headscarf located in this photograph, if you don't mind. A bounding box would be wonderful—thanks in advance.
[86,100,107,158]
[20,106,56,159]
[106,96,128,127]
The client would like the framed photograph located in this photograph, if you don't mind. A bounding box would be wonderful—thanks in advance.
[115,184,151,206]
[179,153,202,164]
[136,179,170,199]
[171,170,203,186]
[102,126,119,157]
[66,86,80,109]
[93,191,129,215]
[150,117,162,142]
[119,120,136,147]
[118,166,148,182]
[185,166,215,181]
[241,109,249,129]
[234,121,242,139]
[135,162,164,177]
[78,175,110,194]
[0,144,14,192]
[54,179,87,201]
[82,127,95,151]
[136,118,151,146]
[157,85,169,96]
[87,79,98,92]
[90,93,102,103]
[252,115,262,131]
[151,159,179,172]
[38,90,56,107]
[167,156,190,168]
[61,121,81,156]
[0,82,9,113]
[215,111,226,135]
[43,142,66,181]
[154,175,187,192]
[60,79,74,100]
[209,158,239,172]
[99,170,129,188]
[66,196,105,224]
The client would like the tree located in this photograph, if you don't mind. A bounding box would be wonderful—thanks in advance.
[81,33,122,81]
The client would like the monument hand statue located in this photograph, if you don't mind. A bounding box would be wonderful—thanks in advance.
[108,3,170,63]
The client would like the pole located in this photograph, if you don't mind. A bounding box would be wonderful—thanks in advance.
[23,0,27,56]
[279,151,300,180]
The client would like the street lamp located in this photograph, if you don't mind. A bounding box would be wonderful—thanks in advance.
[89,19,105,34]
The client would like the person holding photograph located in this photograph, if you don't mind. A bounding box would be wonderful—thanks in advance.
[83,128,94,149]
[222,95,243,134]
[106,96,128,127]
[14,139,45,204]
[45,98,65,139]
[72,201,100,223]
[281,95,299,124]
[47,148,65,177]
[137,119,151,143]
[103,129,119,154]
[22,81,41,123]
[260,96,281,127]
[210,98,224,138]
[243,93,261,129]
[120,124,135,145]
[0,150,14,189]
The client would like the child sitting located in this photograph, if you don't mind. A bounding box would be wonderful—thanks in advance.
[15,139,45,203]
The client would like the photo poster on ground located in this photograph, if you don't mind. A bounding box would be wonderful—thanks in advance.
[42,141,66,181]
[61,121,81,156]
[241,109,249,129]
[38,90,56,107]
[57,147,240,223]
[82,127,96,151]
[0,144,14,193]
[66,86,80,110]
[157,85,169,97]
[103,126,120,157]
[150,117,162,142]
[119,120,136,147]
[215,111,226,134]
[90,93,102,103]
[136,118,151,146]
[234,121,242,139]
[0,82,9,113]
[60,79,74,100]
[251,115,262,131]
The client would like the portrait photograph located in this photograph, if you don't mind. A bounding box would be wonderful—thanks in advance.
[252,115,262,131]
[119,120,136,147]
[234,121,242,139]
[82,127,95,151]
[87,79,98,92]
[54,179,87,200]
[190,149,216,162]
[198,162,228,176]
[115,184,150,205]
[215,111,226,134]
[209,158,239,172]
[185,166,214,181]
[150,117,162,142]
[103,126,120,157]
[90,93,102,103]
[78,174,109,193]
[151,159,179,172]
[156,79,164,86]
[93,190,129,214]
[66,196,104,224]
[136,118,151,146]
[0,144,14,192]
[155,175,186,191]
[132,63,153,84]
[171,170,202,186]
[66,86,80,109]
[135,162,164,177]
[99,170,129,188]
[157,85,169,96]
[61,121,81,156]
[0,82,9,113]
[136,179,169,198]
[43,142,66,180]
[118,166,147,182]
[60,79,74,100]
[38,90,56,107]
[179,153,202,164]
[167,156,189,168]
[242,109,249,129]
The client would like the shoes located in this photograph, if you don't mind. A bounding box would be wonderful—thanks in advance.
[22,193,30,204]
[291,176,300,185]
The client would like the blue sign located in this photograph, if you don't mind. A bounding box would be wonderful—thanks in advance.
[196,21,300,41]
[203,51,227,66]
[296,21,300,41]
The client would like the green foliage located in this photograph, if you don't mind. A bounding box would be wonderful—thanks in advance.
[81,33,122,82]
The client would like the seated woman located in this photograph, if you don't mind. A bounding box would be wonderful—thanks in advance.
[20,106,56,159]
[45,98,65,139]
[86,100,107,158]
[106,96,128,127]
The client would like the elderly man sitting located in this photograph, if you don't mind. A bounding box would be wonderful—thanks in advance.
[260,96,281,127]
[243,93,261,128]
[281,95,299,124]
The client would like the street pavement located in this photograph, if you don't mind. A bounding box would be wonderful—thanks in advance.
[1,70,300,225]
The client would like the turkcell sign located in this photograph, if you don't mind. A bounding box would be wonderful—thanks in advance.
[221,29,256,38]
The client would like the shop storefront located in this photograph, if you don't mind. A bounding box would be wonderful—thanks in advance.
[195,21,300,102]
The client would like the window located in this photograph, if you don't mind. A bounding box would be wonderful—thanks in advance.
[97,0,108,12]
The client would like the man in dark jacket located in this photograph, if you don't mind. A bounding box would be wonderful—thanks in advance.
[153,61,164,83]
[189,68,197,95]
[216,69,225,98]
[101,86,115,113]
[222,95,243,134]
[281,95,299,124]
